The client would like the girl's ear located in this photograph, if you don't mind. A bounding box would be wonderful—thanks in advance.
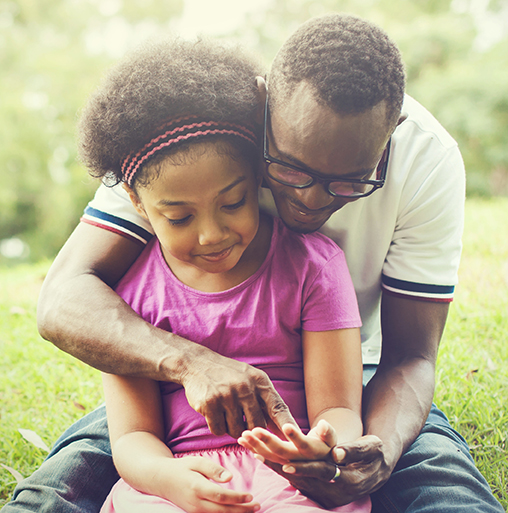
[122,183,148,220]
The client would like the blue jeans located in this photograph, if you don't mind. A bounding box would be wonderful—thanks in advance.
[2,379,504,512]
[1,405,118,513]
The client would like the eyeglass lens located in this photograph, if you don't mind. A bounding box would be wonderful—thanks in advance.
[267,163,377,197]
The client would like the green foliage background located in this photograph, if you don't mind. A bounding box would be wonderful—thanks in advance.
[1,0,508,263]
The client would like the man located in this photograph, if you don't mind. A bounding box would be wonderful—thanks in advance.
[3,13,503,513]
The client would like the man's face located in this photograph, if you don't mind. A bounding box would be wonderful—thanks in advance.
[265,82,391,233]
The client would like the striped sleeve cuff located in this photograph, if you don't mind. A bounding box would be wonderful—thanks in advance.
[81,206,153,246]
[381,274,454,302]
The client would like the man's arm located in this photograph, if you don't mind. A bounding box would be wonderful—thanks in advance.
[38,222,160,377]
[360,292,448,474]
[259,292,449,508]
[37,222,296,438]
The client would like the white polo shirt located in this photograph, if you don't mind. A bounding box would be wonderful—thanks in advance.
[82,95,465,364]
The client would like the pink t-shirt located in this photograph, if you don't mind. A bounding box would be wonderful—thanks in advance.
[115,216,361,453]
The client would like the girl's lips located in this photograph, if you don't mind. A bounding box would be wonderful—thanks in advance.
[198,245,234,262]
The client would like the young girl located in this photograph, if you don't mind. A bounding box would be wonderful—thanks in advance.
[78,38,370,513]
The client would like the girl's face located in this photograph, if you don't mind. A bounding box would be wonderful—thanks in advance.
[127,142,261,278]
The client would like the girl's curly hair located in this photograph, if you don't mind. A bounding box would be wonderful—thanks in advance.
[78,38,264,185]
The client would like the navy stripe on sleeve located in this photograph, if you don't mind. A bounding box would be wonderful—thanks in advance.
[381,274,454,301]
[83,206,153,244]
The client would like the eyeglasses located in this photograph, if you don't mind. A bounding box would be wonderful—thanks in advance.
[263,97,390,199]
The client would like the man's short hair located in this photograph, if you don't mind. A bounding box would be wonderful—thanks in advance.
[269,13,406,129]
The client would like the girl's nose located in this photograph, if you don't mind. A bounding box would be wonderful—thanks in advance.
[294,184,335,211]
[198,217,229,246]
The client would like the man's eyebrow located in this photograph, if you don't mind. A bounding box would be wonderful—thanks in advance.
[275,147,315,172]
[339,167,377,179]
[156,176,247,207]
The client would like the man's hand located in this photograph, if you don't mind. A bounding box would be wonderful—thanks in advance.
[181,350,297,439]
[239,422,389,507]
[262,435,391,508]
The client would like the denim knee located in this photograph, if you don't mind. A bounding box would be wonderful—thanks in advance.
[2,405,118,513]
[371,405,504,513]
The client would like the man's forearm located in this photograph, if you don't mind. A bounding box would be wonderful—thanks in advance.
[38,271,204,382]
[37,222,208,382]
[362,356,436,471]
[37,223,296,437]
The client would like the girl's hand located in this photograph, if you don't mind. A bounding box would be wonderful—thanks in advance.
[156,456,260,513]
[238,419,337,466]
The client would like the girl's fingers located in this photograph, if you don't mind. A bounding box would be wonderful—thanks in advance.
[184,459,259,509]
[282,424,311,450]
[250,426,294,452]
[312,419,338,448]
[199,498,261,513]
[237,436,256,454]
[187,456,233,483]
[239,431,292,464]
[199,481,255,505]
[282,423,332,459]
[241,424,332,462]
[163,457,260,513]
[237,436,266,463]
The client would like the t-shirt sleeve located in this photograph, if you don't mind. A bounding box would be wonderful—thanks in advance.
[301,249,362,332]
[381,142,465,302]
[80,183,154,245]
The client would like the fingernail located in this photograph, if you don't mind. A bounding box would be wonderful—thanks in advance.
[219,469,232,480]
[333,448,346,462]
[254,454,265,463]
[282,465,295,474]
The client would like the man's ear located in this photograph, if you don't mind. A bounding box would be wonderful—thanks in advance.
[122,183,148,220]
[397,111,408,126]
[255,76,267,125]
[256,162,264,188]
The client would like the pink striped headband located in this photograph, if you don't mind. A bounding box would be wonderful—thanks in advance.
[121,116,258,186]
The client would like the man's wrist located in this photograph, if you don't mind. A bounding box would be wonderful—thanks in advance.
[373,436,400,475]
[158,334,214,386]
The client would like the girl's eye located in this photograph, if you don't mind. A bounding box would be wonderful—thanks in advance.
[223,195,247,211]
[168,215,192,226]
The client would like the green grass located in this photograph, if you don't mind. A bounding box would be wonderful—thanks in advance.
[435,197,508,509]
[1,198,507,510]
[0,262,103,506]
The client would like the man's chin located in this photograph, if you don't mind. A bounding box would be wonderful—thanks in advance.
[272,193,339,233]
[278,212,329,234]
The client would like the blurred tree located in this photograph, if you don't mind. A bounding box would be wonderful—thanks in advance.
[237,0,508,198]
[409,37,508,196]
[0,0,183,263]
[1,0,506,264]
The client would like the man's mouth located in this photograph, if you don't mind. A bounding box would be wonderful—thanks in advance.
[286,199,331,221]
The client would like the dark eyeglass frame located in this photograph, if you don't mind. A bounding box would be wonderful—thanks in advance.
[263,96,390,199]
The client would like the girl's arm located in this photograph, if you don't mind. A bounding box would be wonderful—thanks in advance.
[102,373,259,512]
[304,326,363,443]
[239,327,363,463]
